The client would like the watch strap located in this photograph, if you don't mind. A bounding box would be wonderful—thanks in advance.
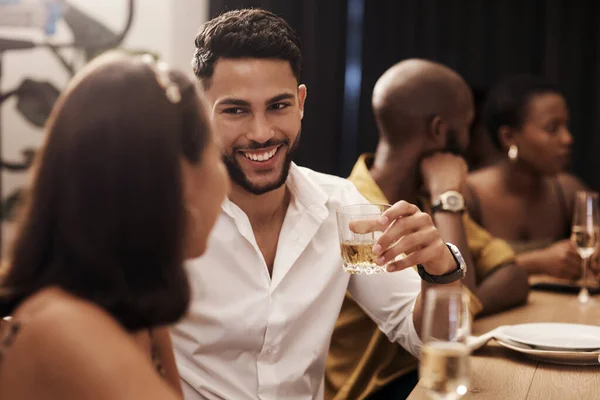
[417,264,464,284]
[417,243,466,284]
[430,201,444,213]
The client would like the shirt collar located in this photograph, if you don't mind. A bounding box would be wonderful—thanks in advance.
[348,154,390,205]
[348,154,435,213]
[221,163,330,222]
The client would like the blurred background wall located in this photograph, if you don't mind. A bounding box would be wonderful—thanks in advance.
[3,0,600,251]
[212,0,600,191]
[0,0,208,251]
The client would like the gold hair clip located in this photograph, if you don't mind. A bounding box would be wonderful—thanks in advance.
[141,54,182,104]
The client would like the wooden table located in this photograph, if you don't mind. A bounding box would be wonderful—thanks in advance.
[408,290,600,400]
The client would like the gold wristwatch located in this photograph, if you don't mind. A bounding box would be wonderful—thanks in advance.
[431,190,465,214]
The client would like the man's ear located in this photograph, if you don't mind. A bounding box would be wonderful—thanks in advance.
[298,84,307,119]
[429,115,448,147]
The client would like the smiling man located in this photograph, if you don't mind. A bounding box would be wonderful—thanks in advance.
[213,58,304,197]
[171,9,468,400]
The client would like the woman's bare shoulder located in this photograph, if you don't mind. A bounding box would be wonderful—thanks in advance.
[10,289,127,352]
[2,289,178,400]
[467,165,501,189]
[556,172,588,195]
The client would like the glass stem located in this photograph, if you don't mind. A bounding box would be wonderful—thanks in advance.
[579,255,591,304]
[582,255,589,290]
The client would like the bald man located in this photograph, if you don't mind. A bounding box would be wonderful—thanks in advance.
[325,60,529,400]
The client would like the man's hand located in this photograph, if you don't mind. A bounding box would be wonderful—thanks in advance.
[368,201,456,275]
[538,240,582,280]
[420,153,468,197]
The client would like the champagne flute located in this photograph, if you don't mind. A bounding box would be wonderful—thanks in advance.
[419,287,470,400]
[570,191,600,304]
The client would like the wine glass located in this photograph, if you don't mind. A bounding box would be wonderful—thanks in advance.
[419,287,470,400]
[570,191,600,304]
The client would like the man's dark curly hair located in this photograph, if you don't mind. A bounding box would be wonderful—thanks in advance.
[192,8,302,88]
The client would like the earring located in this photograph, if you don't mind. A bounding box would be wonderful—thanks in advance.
[508,145,518,162]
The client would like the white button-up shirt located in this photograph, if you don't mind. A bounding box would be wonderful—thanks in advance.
[172,164,422,400]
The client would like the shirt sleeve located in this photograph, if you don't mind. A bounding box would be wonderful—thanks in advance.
[340,183,423,358]
[347,268,423,358]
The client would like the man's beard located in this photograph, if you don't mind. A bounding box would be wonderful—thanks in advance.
[419,127,466,162]
[445,127,466,157]
[222,131,301,195]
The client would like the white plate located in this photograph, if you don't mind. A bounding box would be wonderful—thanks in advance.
[501,323,600,351]
[496,338,600,366]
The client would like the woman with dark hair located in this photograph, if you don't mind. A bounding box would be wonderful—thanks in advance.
[466,75,587,280]
[464,86,502,170]
[0,52,229,399]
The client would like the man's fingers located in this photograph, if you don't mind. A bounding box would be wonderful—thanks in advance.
[376,226,438,265]
[375,212,432,255]
[386,240,445,272]
[348,217,383,234]
[347,201,421,236]
[378,201,420,228]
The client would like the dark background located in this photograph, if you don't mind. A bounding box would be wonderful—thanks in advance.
[210,0,600,190]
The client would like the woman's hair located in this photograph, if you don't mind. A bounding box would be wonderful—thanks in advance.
[0,52,209,331]
[469,86,488,140]
[483,75,561,149]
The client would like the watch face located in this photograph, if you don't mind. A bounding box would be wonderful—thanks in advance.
[447,195,460,207]
[442,191,465,212]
